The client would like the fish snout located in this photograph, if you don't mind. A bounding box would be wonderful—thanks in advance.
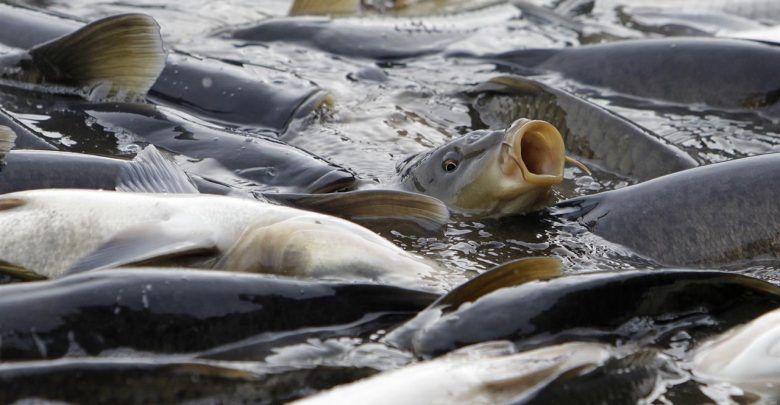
[500,119,565,186]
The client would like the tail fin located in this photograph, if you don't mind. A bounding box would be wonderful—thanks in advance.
[0,125,17,164]
[262,189,450,233]
[384,257,561,349]
[19,14,165,101]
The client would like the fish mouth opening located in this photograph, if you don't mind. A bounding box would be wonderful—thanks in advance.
[501,119,565,186]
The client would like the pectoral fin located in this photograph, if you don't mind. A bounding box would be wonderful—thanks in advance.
[116,145,199,194]
[262,189,450,233]
[65,221,218,275]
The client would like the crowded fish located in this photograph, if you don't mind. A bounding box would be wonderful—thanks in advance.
[0,0,776,403]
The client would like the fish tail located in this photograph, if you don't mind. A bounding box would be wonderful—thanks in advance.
[17,14,165,101]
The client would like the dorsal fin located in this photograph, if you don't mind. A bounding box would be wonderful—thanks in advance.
[9,14,165,101]
[289,0,360,16]
[384,257,561,350]
[116,145,199,194]
[435,257,562,308]
[470,75,547,97]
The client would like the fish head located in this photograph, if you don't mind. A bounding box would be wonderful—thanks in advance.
[396,119,565,216]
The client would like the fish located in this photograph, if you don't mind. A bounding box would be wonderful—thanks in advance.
[480,38,780,115]
[554,154,780,267]
[0,186,451,282]
[469,76,698,181]
[0,125,449,233]
[0,3,331,131]
[0,358,375,404]
[693,306,780,397]
[394,118,581,216]
[225,16,468,60]
[293,341,664,405]
[567,0,780,23]
[0,13,164,102]
[0,98,357,194]
[226,4,520,60]
[387,264,780,358]
[288,0,504,16]
[0,268,437,361]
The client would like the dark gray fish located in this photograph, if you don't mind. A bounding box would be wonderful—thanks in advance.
[0,3,329,132]
[0,358,375,404]
[0,268,436,361]
[469,76,697,180]
[0,13,165,102]
[481,38,780,114]
[390,268,780,358]
[0,99,355,194]
[554,154,780,266]
[225,16,469,60]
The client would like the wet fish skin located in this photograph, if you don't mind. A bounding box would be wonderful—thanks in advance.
[0,268,436,361]
[693,306,780,396]
[395,119,566,216]
[470,76,697,180]
[584,0,780,23]
[0,358,377,404]
[227,16,465,60]
[294,342,614,405]
[555,154,780,266]
[486,38,780,113]
[0,189,437,282]
[3,99,356,194]
[409,270,780,358]
[0,3,329,131]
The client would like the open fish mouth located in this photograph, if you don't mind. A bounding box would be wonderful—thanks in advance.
[500,118,565,186]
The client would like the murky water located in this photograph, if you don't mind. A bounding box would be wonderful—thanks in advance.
[2,0,780,403]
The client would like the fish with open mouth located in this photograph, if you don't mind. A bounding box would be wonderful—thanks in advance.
[394,118,588,217]
[0,125,449,233]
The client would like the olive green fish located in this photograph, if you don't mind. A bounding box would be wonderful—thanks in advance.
[469,76,697,180]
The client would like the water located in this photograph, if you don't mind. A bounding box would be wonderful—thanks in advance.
[2,0,780,403]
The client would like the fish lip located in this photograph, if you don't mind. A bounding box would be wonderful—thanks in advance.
[501,118,565,186]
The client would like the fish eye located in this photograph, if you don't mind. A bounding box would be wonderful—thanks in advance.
[442,159,459,172]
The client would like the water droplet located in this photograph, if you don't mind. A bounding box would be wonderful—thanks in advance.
[202,77,213,88]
